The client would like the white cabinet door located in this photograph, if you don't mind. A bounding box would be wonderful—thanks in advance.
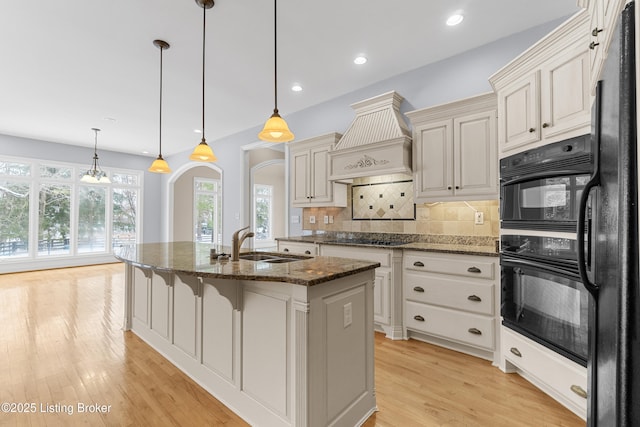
[414,119,453,200]
[540,49,591,141]
[373,268,391,325]
[309,145,332,203]
[498,71,541,153]
[454,109,497,197]
[291,150,310,205]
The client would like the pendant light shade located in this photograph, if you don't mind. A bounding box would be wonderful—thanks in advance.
[81,128,111,184]
[258,110,294,143]
[190,0,217,162]
[258,0,294,143]
[149,39,172,174]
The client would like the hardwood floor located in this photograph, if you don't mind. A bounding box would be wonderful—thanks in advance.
[0,264,584,426]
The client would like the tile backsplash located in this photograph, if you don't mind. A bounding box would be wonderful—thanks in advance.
[352,179,415,220]
[302,175,499,237]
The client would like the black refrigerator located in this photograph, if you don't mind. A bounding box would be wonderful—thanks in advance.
[579,2,639,425]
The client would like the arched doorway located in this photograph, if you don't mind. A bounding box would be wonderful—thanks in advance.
[168,163,223,242]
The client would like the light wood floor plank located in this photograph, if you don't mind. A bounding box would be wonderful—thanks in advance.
[0,264,584,426]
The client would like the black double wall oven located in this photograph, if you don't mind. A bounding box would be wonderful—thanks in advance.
[500,135,593,366]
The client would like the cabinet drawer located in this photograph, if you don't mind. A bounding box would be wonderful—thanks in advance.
[404,253,495,280]
[277,241,317,256]
[320,245,391,268]
[405,301,494,350]
[502,327,587,413]
[404,272,494,315]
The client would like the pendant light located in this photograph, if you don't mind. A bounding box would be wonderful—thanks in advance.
[149,40,172,173]
[189,0,217,162]
[81,128,111,184]
[258,0,294,143]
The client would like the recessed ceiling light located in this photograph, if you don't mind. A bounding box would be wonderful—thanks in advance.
[194,129,202,134]
[291,84,303,92]
[446,13,464,26]
[354,56,367,65]
[103,117,117,122]
[142,150,149,154]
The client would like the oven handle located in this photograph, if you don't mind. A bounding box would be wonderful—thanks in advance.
[577,85,601,298]
[500,169,590,187]
[501,256,580,280]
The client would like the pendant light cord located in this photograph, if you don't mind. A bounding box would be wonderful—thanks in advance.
[202,5,207,140]
[159,45,164,157]
[273,0,278,114]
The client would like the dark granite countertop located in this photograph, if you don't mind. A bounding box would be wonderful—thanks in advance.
[276,233,499,257]
[114,242,380,286]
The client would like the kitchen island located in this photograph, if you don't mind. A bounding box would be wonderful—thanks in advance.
[114,242,380,427]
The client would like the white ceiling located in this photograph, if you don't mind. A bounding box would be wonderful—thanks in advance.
[0,0,579,157]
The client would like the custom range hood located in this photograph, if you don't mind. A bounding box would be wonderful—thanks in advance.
[329,91,412,181]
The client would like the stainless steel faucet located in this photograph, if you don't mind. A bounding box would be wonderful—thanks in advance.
[231,226,255,261]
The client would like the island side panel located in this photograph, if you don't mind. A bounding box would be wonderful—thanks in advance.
[307,270,377,427]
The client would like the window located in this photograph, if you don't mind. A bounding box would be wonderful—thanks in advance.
[254,184,273,245]
[0,156,141,264]
[194,178,221,244]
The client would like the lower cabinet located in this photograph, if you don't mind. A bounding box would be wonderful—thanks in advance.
[319,244,404,340]
[403,250,500,364]
[501,327,587,420]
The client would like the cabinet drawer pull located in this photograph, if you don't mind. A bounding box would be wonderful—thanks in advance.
[592,27,603,37]
[529,127,535,133]
[467,294,482,302]
[413,315,425,322]
[413,261,424,267]
[570,385,587,399]
[413,286,425,293]
[304,250,311,255]
[467,266,481,273]
[468,328,482,335]
[590,41,600,50]
[283,248,290,252]
[510,347,522,357]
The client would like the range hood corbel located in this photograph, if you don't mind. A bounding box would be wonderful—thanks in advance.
[329,91,412,181]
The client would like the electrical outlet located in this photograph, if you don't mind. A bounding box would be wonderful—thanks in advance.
[474,211,484,225]
[329,215,334,224]
[323,215,329,224]
[343,302,352,328]
[309,215,316,224]
[291,215,300,224]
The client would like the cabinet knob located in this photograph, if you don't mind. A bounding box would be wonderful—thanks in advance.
[570,385,588,399]
[542,122,549,128]
[468,328,482,335]
[413,261,424,267]
[447,186,452,190]
[413,315,425,322]
[510,347,522,357]
[528,127,535,133]
[467,294,482,302]
[283,248,290,252]
[413,286,425,293]
[467,266,481,274]
[592,27,603,37]
[455,185,460,190]
[304,250,311,255]
[590,41,600,50]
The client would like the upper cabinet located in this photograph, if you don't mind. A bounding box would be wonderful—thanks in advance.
[288,132,347,208]
[490,9,591,156]
[585,0,627,93]
[406,93,498,203]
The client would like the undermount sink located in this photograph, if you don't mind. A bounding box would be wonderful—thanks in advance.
[239,253,279,261]
[238,252,312,263]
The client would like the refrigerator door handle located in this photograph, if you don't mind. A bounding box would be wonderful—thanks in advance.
[577,83,602,298]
